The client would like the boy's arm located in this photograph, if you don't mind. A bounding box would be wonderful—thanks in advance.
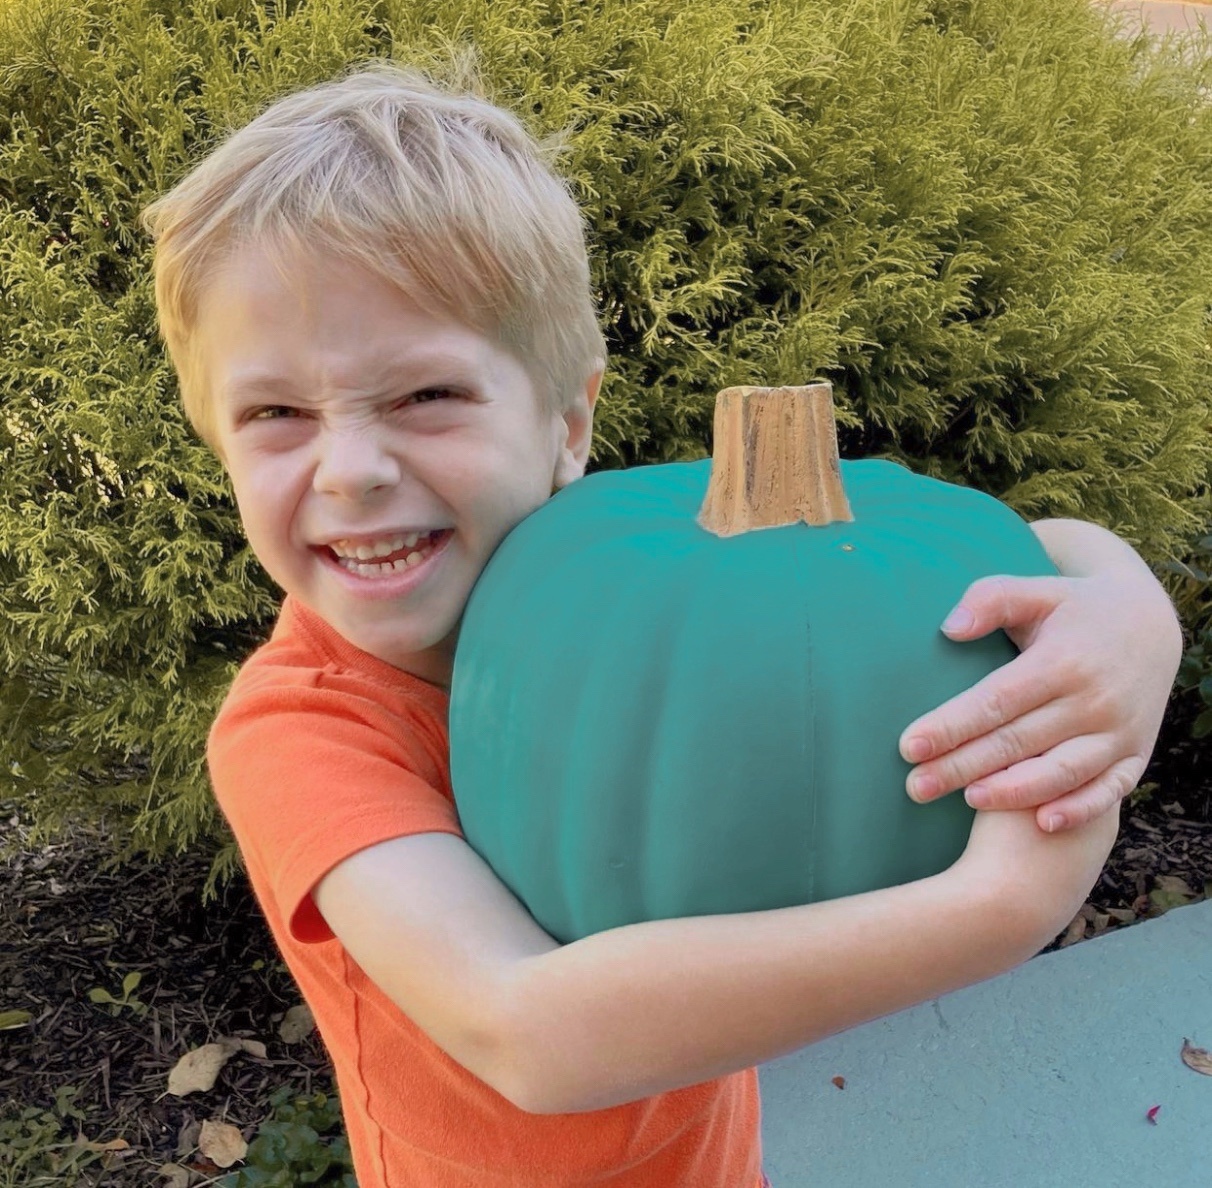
[315,803,1116,1116]
[899,517,1184,830]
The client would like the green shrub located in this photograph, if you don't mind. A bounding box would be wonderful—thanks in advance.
[1169,531,1212,738]
[2,0,1211,872]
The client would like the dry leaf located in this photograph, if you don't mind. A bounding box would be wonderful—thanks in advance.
[167,1042,240,1096]
[1091,912,1111,936]
[237,1038,267,1059]
[71,1137,131,1154]
[157,1163,191,1188]
[1058,913,1087,947]
[176,1118,201,1157]
[279,1004,315,1044]
[1105,908,1137,925]
[1155,876,1197,898]
[1148,877,1195,914]
[0,1010,32,1031]
[1180,1038,1212,1077]
[831,1075,845,1090]
[198,1120,248,1169]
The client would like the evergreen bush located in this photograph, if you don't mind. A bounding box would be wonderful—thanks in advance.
[2,0,1210,872]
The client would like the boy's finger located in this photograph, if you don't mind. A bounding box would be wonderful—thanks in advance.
[941,574,1073,642]
[958,734,1115,810]
[899,654,1068,764]
[1030,760,1142,832]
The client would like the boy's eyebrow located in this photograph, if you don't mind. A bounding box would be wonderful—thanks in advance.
[223,353,481,402]
[224,374,302,402]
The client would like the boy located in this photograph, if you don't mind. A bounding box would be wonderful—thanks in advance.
[141,62,1182,1186]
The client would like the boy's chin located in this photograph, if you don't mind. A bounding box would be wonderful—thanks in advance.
[344,620,459,681]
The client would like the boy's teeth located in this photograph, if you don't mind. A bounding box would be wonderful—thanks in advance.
[331,530,445,576]
[334,533,427,561]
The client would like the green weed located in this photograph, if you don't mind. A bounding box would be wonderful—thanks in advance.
[218,1085,357,1188]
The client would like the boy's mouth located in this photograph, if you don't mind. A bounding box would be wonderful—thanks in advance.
[326,529,452,577]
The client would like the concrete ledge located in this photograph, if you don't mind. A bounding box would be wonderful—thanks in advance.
[758,900,1212,1187]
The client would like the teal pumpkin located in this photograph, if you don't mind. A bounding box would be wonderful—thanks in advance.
[450,399,1057,945]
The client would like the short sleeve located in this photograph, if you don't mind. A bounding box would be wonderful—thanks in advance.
[208,673,462,944]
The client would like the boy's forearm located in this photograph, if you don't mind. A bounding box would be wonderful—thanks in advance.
[498,870,1045,1115]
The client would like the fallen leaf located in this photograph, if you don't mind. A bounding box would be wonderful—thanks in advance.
[198,1120,247,1169]
[0,1010,33,1031]
[1105,908,1138,925]
[157,1163,191,1188]
[831,1075,845,1090]
[1091,912,1112,936]
[1146,1104,1161,1125]
[1148,883,1194,914]
[1059,913,1087,947]
[1155,875,1197,898]
[176,1118,201,1157]
[167,1041,240,1096]
[1180,1038,1212,1077]
[237,1038,267,1059]
[70,1137,131,1153]
[279,1004,315,1044]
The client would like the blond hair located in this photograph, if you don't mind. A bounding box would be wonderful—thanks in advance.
[140,58,605,447]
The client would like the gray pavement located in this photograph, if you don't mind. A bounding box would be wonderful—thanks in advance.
[758,900,1212,1187]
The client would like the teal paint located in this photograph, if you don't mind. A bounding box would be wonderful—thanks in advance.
[450,457,1058,944]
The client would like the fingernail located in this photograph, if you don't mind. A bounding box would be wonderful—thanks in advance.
[1045,814,1065,833]
[942,607,974,633]
[965,784,990,809]
[904,737,932,763]
[909,773,939,801]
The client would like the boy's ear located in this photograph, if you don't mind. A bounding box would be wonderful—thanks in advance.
[552,365,603,491]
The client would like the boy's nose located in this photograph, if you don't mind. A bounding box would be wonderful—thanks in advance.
[313,431,401,499]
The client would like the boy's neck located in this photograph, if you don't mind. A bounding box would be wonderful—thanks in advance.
[284,596,457,691]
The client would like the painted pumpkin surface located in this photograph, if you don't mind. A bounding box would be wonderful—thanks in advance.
[450,390,1058,944]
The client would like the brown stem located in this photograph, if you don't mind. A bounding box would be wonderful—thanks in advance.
[697,383,854,537]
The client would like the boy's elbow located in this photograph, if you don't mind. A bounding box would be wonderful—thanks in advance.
[485,974,576,1115]
[495,1065,559,1116]
[488,1024,563,1115]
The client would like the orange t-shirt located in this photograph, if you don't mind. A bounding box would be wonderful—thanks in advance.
[207,596,764,1187]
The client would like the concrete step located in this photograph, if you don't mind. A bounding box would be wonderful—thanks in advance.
[758,900,1212,1187]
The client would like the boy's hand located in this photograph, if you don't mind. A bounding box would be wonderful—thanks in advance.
[898,569,1183,834]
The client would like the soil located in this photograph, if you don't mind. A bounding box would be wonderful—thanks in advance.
[1,690,1209,1187]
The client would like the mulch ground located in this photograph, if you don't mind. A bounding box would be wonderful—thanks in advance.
[2,692,1210,1186]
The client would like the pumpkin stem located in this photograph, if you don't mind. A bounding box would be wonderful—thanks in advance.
[697,383,854,536]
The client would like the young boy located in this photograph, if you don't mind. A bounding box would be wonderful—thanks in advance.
[141,63,1182,1187]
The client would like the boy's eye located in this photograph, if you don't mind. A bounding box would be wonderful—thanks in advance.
[250,405,303,420]
[401,387,459,407]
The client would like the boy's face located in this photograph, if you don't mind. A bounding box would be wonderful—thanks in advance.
[196,246,598,685]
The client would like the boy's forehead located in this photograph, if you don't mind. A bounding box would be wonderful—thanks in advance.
[219,345,494,401]
[197,250,501,389]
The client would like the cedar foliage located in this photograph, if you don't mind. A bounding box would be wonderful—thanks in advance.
[2,0,1210,870]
